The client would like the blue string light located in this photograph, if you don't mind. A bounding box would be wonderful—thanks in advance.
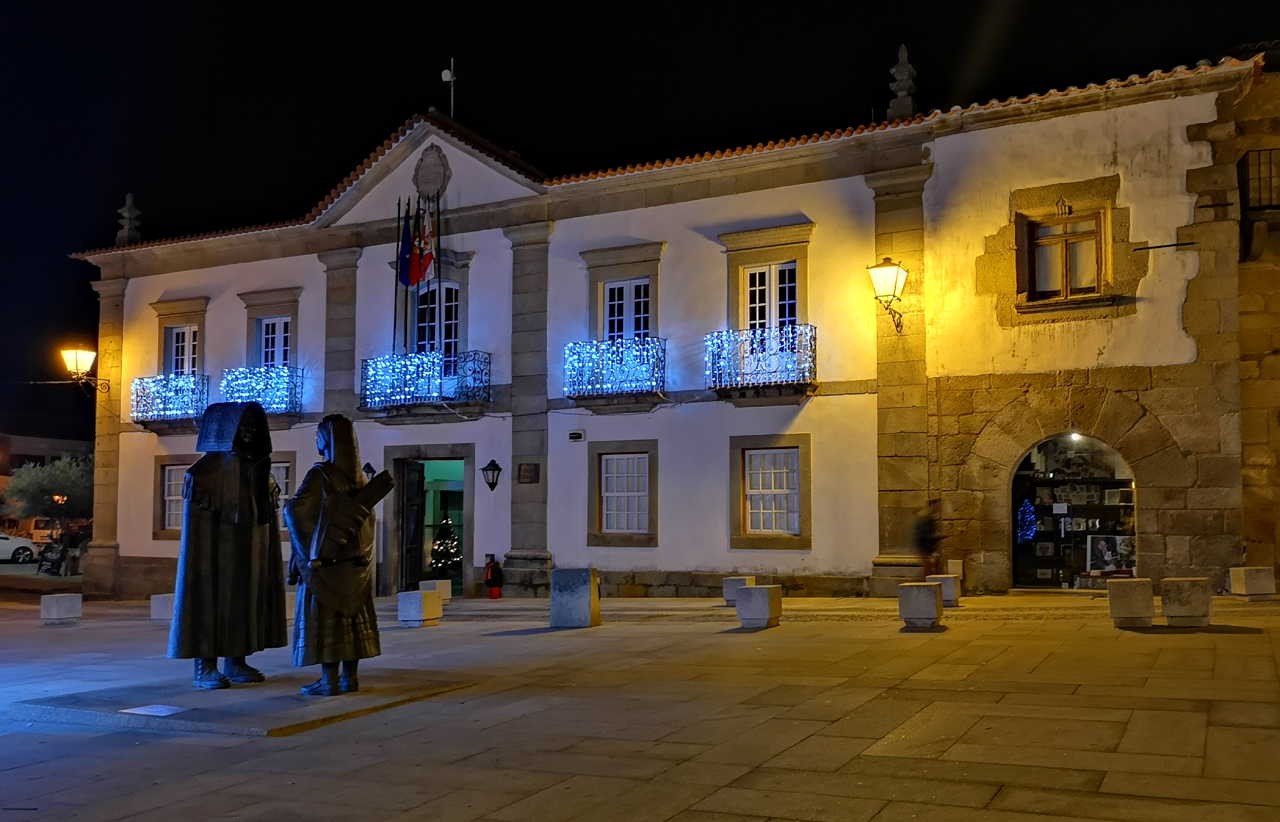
[131,374,209,421]
[220,366,303,414]
[359,350,492,409]
[704,324,817,389]
[563,337,666,397]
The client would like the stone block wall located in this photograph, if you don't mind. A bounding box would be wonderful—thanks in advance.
[501,569,869,598]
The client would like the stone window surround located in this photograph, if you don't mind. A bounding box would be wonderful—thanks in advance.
[587,439,659,548]
[150,297,209,374]
[728,433,812,550]
[389,249,475,353]
[718,222,814,327]
[153,450,296,541]
[581,242,665,341]
[237,287,301,367]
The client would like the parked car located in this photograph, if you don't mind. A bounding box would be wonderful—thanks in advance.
[0,532,37,563]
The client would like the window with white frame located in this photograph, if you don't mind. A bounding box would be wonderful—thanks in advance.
[270,461,292,530]
[162,464,189,530]
[258,316,291,368]
[416,281,461,376]
[743,262,798,329]
[164,324,200,374]
[602,278,651,341]
[600,453,649,533]
[743,448,800,535]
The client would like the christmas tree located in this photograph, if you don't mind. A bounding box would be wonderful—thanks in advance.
[428,517,463,580]
[1016,499,1038,543]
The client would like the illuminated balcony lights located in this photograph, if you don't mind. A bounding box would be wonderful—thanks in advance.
[563,336,667,398]
[704,324,817,390]
[360,350,492,409]
[131,373,209,421]
[220,366,303,415]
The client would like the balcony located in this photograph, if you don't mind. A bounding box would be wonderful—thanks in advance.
[563,336,667,412]
[131,373,209,428]
[360,350,492,415]
[220,366,303,416]
[704,324,817,405]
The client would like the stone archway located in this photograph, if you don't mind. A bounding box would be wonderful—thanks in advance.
[937,385,1194,592]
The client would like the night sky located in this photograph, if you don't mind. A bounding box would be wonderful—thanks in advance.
[1,2,1274,440]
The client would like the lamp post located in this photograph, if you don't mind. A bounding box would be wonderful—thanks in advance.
[866,257,909,334]
[60,347,109,393]
[480,459,502,491]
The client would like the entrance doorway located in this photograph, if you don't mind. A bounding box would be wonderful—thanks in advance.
[397,458,467,594]
[1011,433,1136,589]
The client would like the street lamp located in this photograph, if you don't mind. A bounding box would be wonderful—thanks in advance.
[866,257,909,334]
[60,347,109,393]
[480,459,502,491]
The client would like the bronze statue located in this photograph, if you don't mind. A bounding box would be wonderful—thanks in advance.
[284,415,392,696]
[168,402,288,689]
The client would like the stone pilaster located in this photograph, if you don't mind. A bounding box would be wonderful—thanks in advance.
[318,248,362,415]
[503,222,554,573]
[866,164,933,596]
[83,277,127,596]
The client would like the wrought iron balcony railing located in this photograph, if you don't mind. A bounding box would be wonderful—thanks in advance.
[220,366,304,415]
[130,373,210,422]
[360,350,492,409]
[564,336,667,398]
[704,323,818,390]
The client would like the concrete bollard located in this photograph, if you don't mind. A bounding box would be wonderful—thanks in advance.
[947,559,964,579]
[898,583,943,630]
[1228,567,1277,601]
[397,589,443,628]
[1161,577,1212,627]
[735,584,781,629]
[550,568,601,629]
[41,593,82,626]
[926,574,961,607]
[1107,578,1155,628]
[149,593,174,622]
[722,576,756,605]
[419,579,453,605]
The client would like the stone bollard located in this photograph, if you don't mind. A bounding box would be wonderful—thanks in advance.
[1107,578,1155,628]
[1229,567,1277,601]
[419,579,453,605]
[550,568,601,629]
[898,583,943,630]
[722,576,756,605]
[149,593,174,622]
[41,593,82,626]
[398,589,443,628]
[926,574,961,607]
[1161,577,1212,627]
[735,584,781,629]
[947,559,964,579]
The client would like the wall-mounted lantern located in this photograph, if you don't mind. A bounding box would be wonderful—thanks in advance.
[60,347,109,393]
[866,257,909,334]
[480,459,502,492]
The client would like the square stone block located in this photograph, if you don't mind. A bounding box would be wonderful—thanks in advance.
[722,575,756,605]
[1161,577,1212,627]
[1108,578,1155,628]
[397,590,443,628]
[1229,567,1277,600]
[735,584,781,629]
[149,593,174,622]
[419,579,453,604]
[926,574,961,607]
[898,582,943,630]
[550,568,601,629]
[41,593,82,626]
[947,559,964,579]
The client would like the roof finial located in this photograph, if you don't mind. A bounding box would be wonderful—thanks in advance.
[115,193,141,246]
[887,44,917,120]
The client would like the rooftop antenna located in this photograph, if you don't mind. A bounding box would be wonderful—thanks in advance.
[441,58,456,118]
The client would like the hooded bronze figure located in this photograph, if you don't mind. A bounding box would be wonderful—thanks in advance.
[284,414,391,695]
[168,402,288,689]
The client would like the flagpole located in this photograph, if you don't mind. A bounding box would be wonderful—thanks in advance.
[433,192,443,362]
[392,197,401,354]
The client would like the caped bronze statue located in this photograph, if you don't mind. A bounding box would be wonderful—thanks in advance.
[168,402,288,689]
[284,414,393,696]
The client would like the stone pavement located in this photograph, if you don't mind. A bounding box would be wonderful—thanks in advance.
[2,594,1280,820]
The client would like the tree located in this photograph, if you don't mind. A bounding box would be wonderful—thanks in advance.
[4,455,93,523]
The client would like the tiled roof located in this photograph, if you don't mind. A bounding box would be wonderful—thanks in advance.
[74,55,1261,259]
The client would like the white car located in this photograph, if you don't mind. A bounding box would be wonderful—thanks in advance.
[0,532,37,563]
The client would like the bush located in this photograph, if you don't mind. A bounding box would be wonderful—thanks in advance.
[4,455,93,521]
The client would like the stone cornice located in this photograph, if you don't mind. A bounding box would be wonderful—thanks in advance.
[316,247,362,270]
[865,164,934,198]
[719,222,815,252]
[237,286,302,308]
[90,279,127,298]
[503,221,554,247]
[149,296,209,318]
[579,242,665,269]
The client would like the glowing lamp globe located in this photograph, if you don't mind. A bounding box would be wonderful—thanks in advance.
[867,257,908,305]
[61,348,97,377]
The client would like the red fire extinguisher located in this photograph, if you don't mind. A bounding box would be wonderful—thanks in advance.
[484,553,504,599]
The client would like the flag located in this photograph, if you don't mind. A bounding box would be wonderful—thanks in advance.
[409,209,435,286]
[396,199,413,287]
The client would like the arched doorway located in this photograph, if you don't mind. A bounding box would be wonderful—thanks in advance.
[1011,433,1136,589]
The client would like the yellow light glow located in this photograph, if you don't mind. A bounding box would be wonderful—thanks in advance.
[61,348,97,376]
[867,257,908,303]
